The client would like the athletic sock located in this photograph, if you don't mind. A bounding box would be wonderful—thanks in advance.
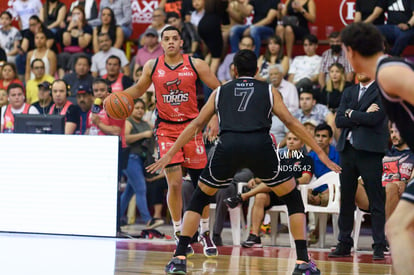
[200,218,209,234]
[295,240,309,262]
[173,219,182,234]
[174,236,192,257]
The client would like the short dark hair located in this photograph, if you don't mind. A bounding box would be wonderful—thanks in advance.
[233,49,257,77]
[303,34,318,45]
[75,54,91,66]
[315,123,333,138]
[166,12,180,20]
[240,35,255,46]
[29,15,41,23]
[1,11,13,19]
[106,55,121,65]
[161,25,182,39]
[98,32,111,40]
[298,86,314,98]
[7,83,24,95]
[135,98,146,109]
[329,31,340,39]
[31,58,45,68]
[341,22,384,57]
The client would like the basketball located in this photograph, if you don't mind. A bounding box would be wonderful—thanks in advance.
[104,92,134,120]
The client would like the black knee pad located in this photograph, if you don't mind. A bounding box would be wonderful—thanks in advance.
[186,187,211,215]
[280,188,305,216]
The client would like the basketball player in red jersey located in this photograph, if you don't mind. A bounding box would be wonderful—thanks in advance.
[122,26,220,257]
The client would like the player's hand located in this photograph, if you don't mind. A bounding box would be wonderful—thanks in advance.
[146,154,172,174]
[318,153,342,173]
[205,115,219,142]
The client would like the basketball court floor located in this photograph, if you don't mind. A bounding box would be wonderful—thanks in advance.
[0,224,394,275]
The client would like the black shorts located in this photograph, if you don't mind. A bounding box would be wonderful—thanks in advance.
[264,192,285,211]
[199,132,292,189]
[401,178,414,204]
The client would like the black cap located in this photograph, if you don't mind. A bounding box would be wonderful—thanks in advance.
[76,84,92,95]
[38,81,51,90]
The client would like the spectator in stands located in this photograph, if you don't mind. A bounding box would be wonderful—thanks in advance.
[39,0,67,34]
[1,83,39,132]
[376,1,414,56]
[0,63,24,91]
[68,0,98,23]
[256,35,289,81]
[58,6,93,78]
[166,12,200,57]
[229,0,280,57]
[318,31,354,88]
[25,31,57,81]
[276,0,316,59]
[31,81,53,114]
[16,15,57,80]
[76,85,93,134]
[0,50,6,65]
[132,28,163,77]
[0,11,22,64]
[11,0,42,30]
[319,63,352,113]
[354,0,386,25]
[190,0,205,29]
[218,36,255,84]
[90,0,132,39]
[26,58,55,104]
[102,55,133,93]
[146,8,169,41]
[225,131,313,248]
[133,66,143,84]
[91,33,129,78]
[355,122,414,220]
[92,7,124,53]
[288,34,321,90]
[0,88,8,109]
[63,55,93,100]
[49,79,81,134]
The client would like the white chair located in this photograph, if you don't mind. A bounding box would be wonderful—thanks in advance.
[353,207,370,251]
[299,171,341,248]
[209,182,247,245]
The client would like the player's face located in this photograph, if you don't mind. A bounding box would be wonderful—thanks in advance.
[315,130,331,150]
[8,88,25,109]
[93,83,109,101]
[286,132,303,151]
[161,30,183,56]
[132,101,146,120]
[51,82,67,105]
[390,124,405,148]
[299,93,315,112]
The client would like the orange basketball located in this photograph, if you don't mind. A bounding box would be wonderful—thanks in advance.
[104,92,134,120]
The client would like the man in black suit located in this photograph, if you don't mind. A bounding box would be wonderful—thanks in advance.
[329,73,388,260]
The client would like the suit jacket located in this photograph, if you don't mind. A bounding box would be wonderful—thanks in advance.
[335,82,388,153]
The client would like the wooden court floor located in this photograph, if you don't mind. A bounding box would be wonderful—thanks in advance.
[0,232,394,275]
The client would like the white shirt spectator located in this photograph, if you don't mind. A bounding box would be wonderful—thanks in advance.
[288,54,321,84]
[190,10,205,28]
[277,79,299,114]
[91,47,129,77]
[1,104,40,129]
[12,0,42,30]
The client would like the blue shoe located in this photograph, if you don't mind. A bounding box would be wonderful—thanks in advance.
[292,259,320,275]
[165,257,186,274]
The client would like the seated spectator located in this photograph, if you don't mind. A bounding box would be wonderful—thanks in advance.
[0,88,8,109]
[133,66,143,84]
[354,0,386,25]
[0,63,24,91]
[91,33,129,77]
[89,0,132,39]
[76,85,93,134]
[39,0,67,34]
[190,0,204,29]
[1,83,39,132]
[377,1,414,56]
[16,15,57,79]
[0,49,6,64]
[256,35,289,81]
[288,34,321,89]
[49,79,81,134]
[229,0,279,57]
[166,12,200,56]
[92,7,124,53]
[223,0,251,54]
[58,6,93,78]
[146,8,169,41]
[68,0,98,24]
[25,31,57,81]
[0,11,22,64]
[132,28,162,78]
[225,131,313,247]
[12,0,42,30]
[276,0,316,59]
[318,31,354,88]
[26,59,55,104]
[356,122,414,220]
[102,55,134,93]
[119,98,164,229]
[217,36,255,84]
[319,63,352,113]
[62,55,93,103]
[31,81,54,114]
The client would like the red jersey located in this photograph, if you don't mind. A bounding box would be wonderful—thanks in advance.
[151,54,199,123]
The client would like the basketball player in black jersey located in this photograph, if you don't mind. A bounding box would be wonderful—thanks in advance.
[147,50,341,275]
[341,22,414,275]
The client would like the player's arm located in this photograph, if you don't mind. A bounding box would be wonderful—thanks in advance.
[271,86,341,173]
[378,65,414,106]
[122,59,155,99]
[147,90,217,173]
